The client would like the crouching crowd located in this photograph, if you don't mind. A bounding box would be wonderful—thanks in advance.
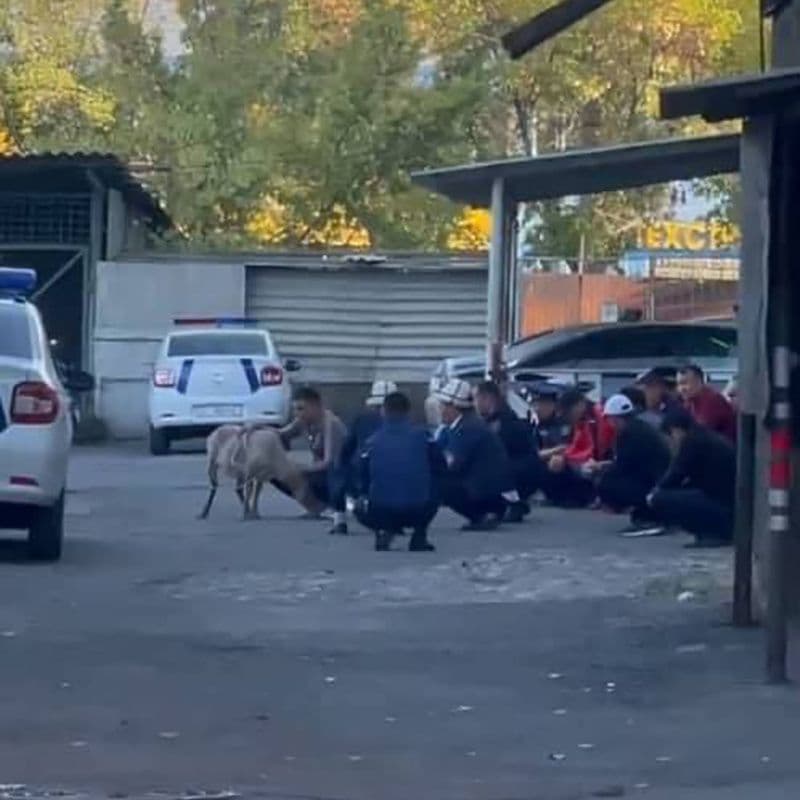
[210,362,738,553]
[502,364,737,548]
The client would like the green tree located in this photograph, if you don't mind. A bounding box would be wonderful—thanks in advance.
[0,0,116,150]
[259,0,488,247]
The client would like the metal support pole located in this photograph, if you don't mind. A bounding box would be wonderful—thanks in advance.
[765,127,793,684]
[764,0,800,684]
[487,177,507,382]
[733,411,756,626]
[505,209,519,343]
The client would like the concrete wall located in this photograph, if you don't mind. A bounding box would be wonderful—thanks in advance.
[92,254,481,438]
[93,259,245,438]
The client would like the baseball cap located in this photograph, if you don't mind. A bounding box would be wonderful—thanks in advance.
[603,393,635,417]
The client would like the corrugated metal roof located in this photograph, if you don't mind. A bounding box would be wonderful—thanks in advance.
[660,67,800,123]
[0,152,171,231]
[117,249,488,271]
[411,134,740,207]
[246,264,487,383]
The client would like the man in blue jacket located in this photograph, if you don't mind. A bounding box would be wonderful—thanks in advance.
[356,391,444,552]
[436,379,515,531]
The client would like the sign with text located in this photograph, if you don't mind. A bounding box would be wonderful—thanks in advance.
[651,256,739,281]
[637,221,740,251]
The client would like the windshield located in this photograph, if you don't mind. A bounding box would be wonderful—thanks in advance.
[0,304,33,359]
[167,332,269,357]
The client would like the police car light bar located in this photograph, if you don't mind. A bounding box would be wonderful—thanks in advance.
[0,268,36,298]
[172,317,258,327]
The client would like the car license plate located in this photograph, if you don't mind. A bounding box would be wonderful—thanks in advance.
[192,404,243,418]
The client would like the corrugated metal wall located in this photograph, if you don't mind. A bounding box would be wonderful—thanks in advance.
[245,264,487,383]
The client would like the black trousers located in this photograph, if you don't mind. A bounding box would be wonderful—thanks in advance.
[272,469,346,512]
[540,466,596,508]
[511,454,549,501]
[597,466,653,517]
[650,488,733,541]
[355,502,438,534]
[440,477,506,523]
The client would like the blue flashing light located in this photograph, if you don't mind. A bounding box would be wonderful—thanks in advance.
[173,317,258,327]
[0,268,36,298]
[216,317,258,327]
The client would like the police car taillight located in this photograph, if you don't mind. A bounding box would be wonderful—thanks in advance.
[153,368,176,388]
[11,381,59,425]
[260,366,283,386]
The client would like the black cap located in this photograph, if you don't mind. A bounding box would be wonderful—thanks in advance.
[558,387,588,412]
[636,366,677,387]
[532,385,561,400]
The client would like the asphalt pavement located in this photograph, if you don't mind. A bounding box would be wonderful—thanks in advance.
[1,443,799,800]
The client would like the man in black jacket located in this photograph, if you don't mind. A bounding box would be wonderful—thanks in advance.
[474,380,545,522]
[595,393,672,535]
[647,407,736,548]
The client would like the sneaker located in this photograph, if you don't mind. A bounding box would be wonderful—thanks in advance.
[620,522,667,538]
[409,532,436,552]
[328,522,349,536]
[505,502,530,524]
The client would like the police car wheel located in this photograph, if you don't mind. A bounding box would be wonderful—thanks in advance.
[149,426,170,456]
[28,491,65,562]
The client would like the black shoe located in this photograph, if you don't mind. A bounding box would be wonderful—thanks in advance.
[619,522,667,538]
[505,502,529,524]
[461,516,500,532]
[684,537,731,549]
[375,530,397,551]
[329,522,349,536]
[409,530,435,552]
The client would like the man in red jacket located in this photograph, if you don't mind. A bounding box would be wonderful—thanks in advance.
[541,388,616,508]
[677,365,736,442]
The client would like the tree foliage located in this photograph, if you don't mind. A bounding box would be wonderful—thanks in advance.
[0,0,758,253]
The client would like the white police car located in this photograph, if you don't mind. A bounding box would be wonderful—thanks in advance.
[0,269,77,560]
[147,318,300,455]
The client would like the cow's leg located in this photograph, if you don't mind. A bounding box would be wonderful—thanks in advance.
[198,486,217,520]
[250,481,264,519]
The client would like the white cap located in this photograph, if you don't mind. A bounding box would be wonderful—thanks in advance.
[366,379,398,407]
[435,378,473,409]
[603,393,635,417]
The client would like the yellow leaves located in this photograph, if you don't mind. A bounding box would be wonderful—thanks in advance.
[0,128,16,155]
[247,197,371,248]
[284,0,364,51]
[446,207,491,252]
[9,60,116,136]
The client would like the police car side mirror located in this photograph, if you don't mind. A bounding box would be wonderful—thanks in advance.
[284,358,302,373]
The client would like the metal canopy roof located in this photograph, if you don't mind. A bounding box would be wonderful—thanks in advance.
[660,67,800,123]
[411,133,740,208]
[0,152,171,231]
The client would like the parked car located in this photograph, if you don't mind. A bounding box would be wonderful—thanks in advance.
[0,268,92,561]
[425,321,737,425]
[147,318,301,455]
